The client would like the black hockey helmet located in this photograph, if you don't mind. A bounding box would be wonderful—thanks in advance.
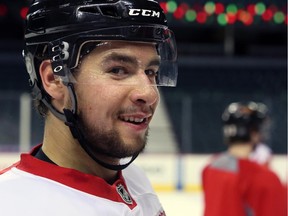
[23,0,177,95]
[222,101,269,143]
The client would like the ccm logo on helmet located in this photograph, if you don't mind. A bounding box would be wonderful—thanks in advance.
[128,9,160,18]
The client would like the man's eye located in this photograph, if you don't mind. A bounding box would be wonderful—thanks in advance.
[109,67,126,75]
[145,69,158,77]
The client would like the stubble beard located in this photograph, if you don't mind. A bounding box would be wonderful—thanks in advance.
[77,112,148,159]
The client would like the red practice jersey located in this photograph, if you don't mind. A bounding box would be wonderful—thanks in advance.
[202,153,286,216]
[0,145,166,216]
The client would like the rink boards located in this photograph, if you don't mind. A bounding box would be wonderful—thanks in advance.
[0,152,286,192]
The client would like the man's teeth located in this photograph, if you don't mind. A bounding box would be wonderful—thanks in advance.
[123,117,145,123]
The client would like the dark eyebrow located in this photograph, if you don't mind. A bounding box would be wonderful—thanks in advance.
[102,52,161,67]
[149,58,161,67]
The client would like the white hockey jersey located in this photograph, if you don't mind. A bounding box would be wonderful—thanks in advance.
[0,146,166,216]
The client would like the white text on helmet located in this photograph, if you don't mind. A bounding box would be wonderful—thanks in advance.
[128,9,160,18]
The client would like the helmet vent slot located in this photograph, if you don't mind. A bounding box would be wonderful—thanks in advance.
[99,6,120,18]
[78,6,100,15]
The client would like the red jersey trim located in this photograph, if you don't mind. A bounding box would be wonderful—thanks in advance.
[4,145,137,210]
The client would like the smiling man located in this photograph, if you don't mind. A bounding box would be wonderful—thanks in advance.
[0,0,177,215]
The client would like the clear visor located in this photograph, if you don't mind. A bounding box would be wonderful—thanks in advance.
[53,26,177,87]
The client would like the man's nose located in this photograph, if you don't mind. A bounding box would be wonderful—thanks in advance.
[129,84,159,106]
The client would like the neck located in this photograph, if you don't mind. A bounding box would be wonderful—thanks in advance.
[42,113,119,183]
[228,143,254,159]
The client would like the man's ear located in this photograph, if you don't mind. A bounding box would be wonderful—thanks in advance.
[39,60,65,100]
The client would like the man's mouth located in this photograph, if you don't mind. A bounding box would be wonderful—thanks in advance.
[119,116,148,125]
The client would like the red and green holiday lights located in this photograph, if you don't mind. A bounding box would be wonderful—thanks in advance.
[0,4,28,19]
[0,1,286,26]
[159,1,287,26]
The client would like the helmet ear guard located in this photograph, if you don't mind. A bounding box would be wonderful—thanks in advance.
[23,50,47,104]
[23,51,37,86]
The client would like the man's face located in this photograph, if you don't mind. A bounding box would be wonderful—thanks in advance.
[73,41,160,159]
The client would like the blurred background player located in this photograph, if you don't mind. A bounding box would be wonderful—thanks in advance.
[202,101,286,216]
[0,0,178,215]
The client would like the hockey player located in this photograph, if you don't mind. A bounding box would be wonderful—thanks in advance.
[0,0,178,215]
[202,101,286,216]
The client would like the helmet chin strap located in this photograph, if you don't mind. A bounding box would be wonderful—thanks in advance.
[63,107,139,171]
[49,83,139,171]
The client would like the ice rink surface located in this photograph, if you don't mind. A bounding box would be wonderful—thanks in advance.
[158,191,204,215]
